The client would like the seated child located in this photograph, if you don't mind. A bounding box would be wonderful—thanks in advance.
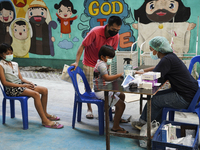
[0,43,63,129]
[93,45,128,133]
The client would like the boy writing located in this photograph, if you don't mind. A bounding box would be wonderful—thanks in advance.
[93,45,128,133]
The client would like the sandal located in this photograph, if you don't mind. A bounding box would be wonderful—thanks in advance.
[111,128,129,133]
[47,115,60,121]
[43,122,64,129]
[86,110,94,119]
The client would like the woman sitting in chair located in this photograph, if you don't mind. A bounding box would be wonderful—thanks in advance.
[131,36,199,129]
[0,43,63,129]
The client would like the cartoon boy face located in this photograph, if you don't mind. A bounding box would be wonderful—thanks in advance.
[58,4,72,19]
[28,7,47,24]
[0,8,14,23]
[13,23,28,40]
[146,0,179,22]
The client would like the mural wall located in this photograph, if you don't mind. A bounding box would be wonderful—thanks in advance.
[0,0,199,68]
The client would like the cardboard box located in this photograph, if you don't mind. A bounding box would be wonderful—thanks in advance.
[141,72,161,80]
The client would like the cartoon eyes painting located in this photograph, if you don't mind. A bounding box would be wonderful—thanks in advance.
[13,22,28,40]
[9,18,33,57]
[146,0,179,22]
[0,9,14,23]
[28,7,47,22]
[54,0,77,38]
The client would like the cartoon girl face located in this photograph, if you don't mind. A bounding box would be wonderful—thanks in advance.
[58,4,72,19]
[0,8,14,23]
[146,0,179,22]
[13,23,28,40]
[28,7,47,24]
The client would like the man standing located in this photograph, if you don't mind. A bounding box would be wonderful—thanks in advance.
[71,16,122,119]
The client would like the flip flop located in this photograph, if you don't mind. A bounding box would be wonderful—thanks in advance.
[43,122,64,129]
[86,111,94,119]
[47,115,60,121]
[111,128,129,133]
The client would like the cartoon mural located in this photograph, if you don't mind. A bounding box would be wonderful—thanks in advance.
[54,0,78,38]
[132,0,196,55]
[0,0,198,69]
[0,0,16,45]
[25,0,56,56]
[9,17,32,57]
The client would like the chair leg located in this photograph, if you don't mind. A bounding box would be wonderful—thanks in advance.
[195,108,200,125]
[162,109,168,122]
[2,98,6,124]
[20,100,28,130]
[10,100,15,118]
[98,104,104,135]
[168,111,175,121]
[72,101,78,128]
[77,102,82,122]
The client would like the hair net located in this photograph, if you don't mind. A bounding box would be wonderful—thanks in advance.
[149,36,173,53]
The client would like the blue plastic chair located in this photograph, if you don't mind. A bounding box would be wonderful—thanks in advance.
[67,66,112,135]
[0,85,30,129]
[162,87,200,124]
[188,55,200,87]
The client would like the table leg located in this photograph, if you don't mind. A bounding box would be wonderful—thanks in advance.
[147,95,151,150]
[105,91,110,150]
[140,94,143,114]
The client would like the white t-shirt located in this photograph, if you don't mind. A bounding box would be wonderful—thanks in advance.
[0,60,21,87]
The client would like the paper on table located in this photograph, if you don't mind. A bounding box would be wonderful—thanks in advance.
[121,75,135,88]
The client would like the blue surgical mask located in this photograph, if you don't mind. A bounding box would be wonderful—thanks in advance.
[5,54,13,62]
[150,51,159,60]
[106,59,112,65]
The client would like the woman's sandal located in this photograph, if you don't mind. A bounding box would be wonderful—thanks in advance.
[86,110,94,119]
[43,122,64,129]
[47,115,60,121]
[111,128,129,133]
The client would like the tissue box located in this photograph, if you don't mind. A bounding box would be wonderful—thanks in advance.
[142,79,158,87]
[152,120,199,150]
[138,81,152,89]
[142,72,161,80]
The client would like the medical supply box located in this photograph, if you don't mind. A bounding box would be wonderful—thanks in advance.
[152,120,199,150]
[141,72,161,80]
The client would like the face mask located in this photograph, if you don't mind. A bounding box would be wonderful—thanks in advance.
[106,59,112,65]
[5,54,13,62]
[150,51,159,60]
[108,30,118,37]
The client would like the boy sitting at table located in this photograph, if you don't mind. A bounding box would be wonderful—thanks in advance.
[93,45,128,133]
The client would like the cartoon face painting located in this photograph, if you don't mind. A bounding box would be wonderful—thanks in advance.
[132,0,196,58]
[25,0,56,56]
[0,8,14,23]
[54,0,77,38]
[58,4,73,19]
[28,7,47,24]
[9,18,33,57]
[13,21,28,40]
[146,0,179,22]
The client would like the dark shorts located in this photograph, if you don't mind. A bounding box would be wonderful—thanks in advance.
[6,82,37,97]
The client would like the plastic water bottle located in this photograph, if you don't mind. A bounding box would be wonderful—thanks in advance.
[123,58,133,78]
